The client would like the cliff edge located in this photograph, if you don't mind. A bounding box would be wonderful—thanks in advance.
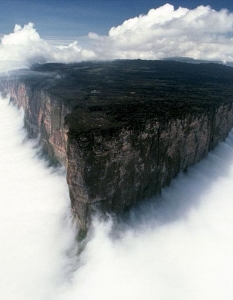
[2,60,233,232]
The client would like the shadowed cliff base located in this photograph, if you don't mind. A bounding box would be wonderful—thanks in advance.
[2,59,233,232]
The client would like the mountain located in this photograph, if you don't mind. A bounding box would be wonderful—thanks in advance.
[2,60,233,234]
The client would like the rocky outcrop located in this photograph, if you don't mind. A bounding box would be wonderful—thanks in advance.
[2,60,233,232]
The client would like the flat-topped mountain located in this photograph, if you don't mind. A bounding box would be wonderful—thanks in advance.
[2,60,233,233]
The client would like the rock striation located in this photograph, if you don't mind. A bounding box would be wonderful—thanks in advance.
[1,60,233,232]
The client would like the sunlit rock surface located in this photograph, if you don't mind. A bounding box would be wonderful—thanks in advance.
[2,60,233,231]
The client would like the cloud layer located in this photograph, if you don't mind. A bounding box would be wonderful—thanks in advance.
[0,96,77,300]
[2,93,233,299]
[56,131,233,300]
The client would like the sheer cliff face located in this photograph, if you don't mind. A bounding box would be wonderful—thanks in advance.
[8,82,70,165]
[2,61,233,231]
[67,105,233,229]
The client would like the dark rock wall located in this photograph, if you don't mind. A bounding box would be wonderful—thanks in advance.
[67,105,233,229]
[2,79,233,231]
[6,81,70,165]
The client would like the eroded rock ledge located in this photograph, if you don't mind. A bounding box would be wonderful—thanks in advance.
[1,60,233,231]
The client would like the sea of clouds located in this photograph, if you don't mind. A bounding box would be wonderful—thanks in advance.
[0,97,78,300]
[1,3,233,300]
[2,94,233,300]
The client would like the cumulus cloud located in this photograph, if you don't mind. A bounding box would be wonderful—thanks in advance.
[0,23,96,72]
[1,4,233,72]
[89,4,233,62]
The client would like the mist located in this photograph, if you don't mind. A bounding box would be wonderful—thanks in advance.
[0,97,77,300]
[56,133,233,300]
[1,95,233,299]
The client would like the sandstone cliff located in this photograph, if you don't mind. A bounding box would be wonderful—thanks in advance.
[2,60,233,232]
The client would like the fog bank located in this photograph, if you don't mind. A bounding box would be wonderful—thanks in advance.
[2,95,233,299]
[1,90,233,300]
[57,131,233,300]
[0,97,77,300]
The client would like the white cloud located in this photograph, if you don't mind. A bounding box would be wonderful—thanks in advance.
[0,23,96,73]
[1,4,233,72]
[3,94,233,299]
[56,130,233,300]
[0,96,77,300]
[89,4,233,62]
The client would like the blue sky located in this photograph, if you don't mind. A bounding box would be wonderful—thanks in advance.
[1,0,233,66]
[1,0,233,39]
